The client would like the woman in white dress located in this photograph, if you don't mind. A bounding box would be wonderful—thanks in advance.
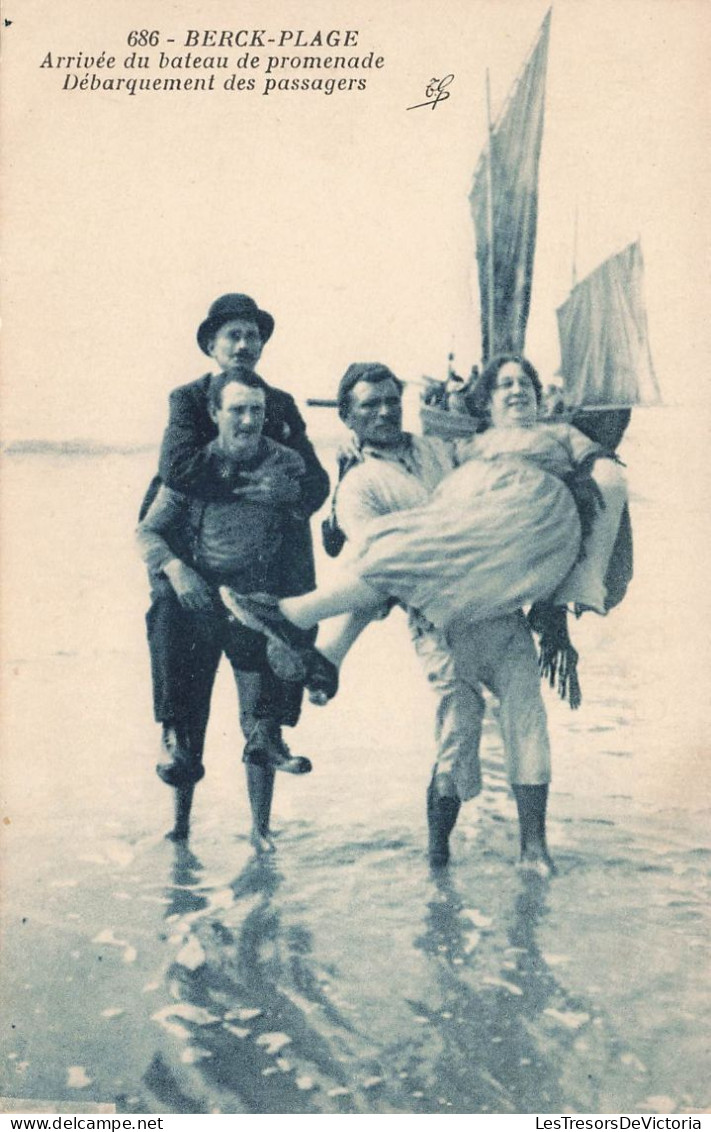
[222,355,627,648]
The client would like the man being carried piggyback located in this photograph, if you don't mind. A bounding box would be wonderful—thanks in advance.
[137,294,330,845]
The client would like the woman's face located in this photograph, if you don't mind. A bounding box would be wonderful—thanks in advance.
[488,361,538,429]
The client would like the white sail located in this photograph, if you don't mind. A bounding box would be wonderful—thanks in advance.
[556,240,661,408]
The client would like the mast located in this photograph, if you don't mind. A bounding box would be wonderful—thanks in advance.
[485,69,496,362]
[469,9,551,362]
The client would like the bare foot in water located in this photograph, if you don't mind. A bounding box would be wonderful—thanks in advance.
[250,828,276,854]
[165,826,189,843]
[518,848,557,878]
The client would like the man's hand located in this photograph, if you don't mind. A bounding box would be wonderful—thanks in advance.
[336,431,362,470]
[164,559,215,612]
[232,470,301,506]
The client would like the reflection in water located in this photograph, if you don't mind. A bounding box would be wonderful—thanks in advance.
[405,871,566,1112]
[147,852,368,1113]
[141,823,672,1114]
[2,441,709,1115]
[409,870,654,1114]
[164,844,206,919]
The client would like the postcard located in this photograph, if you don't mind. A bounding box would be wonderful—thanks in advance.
[1,0,708,1117]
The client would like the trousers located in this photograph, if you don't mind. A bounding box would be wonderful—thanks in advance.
[411,610,551,800]
[146,587,309,756]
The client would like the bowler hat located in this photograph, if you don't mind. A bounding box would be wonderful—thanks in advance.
[197,293,275,354]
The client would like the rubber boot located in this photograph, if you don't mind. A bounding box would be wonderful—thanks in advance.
[426,777,461,867]
[512,784,555,875]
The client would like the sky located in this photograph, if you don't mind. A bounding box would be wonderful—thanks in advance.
[1,0,709,443]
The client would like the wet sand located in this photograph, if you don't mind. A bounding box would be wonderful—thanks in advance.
[1,413,709,1113]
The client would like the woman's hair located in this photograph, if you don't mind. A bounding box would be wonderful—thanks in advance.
[208,365,265,412]
[465,353,543,429]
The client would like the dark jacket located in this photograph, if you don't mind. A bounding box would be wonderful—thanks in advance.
[138,440,307,596]
[572,407,633,610]
[139,373,330,595]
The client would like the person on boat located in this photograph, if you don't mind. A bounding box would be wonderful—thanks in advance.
[421,378,447,409]
[223,353,627,638]
[136,292,329,840]
[540,373,571,421]
[444,371,470,416]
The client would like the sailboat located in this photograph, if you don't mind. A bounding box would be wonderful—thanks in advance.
[421,9,552,437]
[423,7,654,700]
[310,8,653,628]
[421,8,659,440]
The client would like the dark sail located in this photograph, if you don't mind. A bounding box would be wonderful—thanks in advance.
[469,10,551,361]
[557,240,661,408]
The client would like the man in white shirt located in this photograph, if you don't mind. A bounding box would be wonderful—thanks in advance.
[332,363,553,873]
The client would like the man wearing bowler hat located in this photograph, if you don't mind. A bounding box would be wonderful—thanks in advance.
[140,293,329,840]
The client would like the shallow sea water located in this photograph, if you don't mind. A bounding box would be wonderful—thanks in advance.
[1,412,709,1113]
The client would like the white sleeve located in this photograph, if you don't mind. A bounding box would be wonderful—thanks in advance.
[335,465,391,545]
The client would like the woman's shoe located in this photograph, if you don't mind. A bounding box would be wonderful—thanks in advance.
[303,649,339,702]
[221,589,305,671]
[221,588,339,701]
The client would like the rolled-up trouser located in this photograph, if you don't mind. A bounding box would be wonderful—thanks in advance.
[146,588,309,753]
[411,610,551,799]
[408,611,485,801]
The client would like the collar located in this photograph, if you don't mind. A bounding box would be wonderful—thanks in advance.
[207,368,270,394]
[359,434,419,472]
[337,433,417,485]
[360,432,413,460]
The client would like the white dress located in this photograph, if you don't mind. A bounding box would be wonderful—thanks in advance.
[356,423,601,629]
